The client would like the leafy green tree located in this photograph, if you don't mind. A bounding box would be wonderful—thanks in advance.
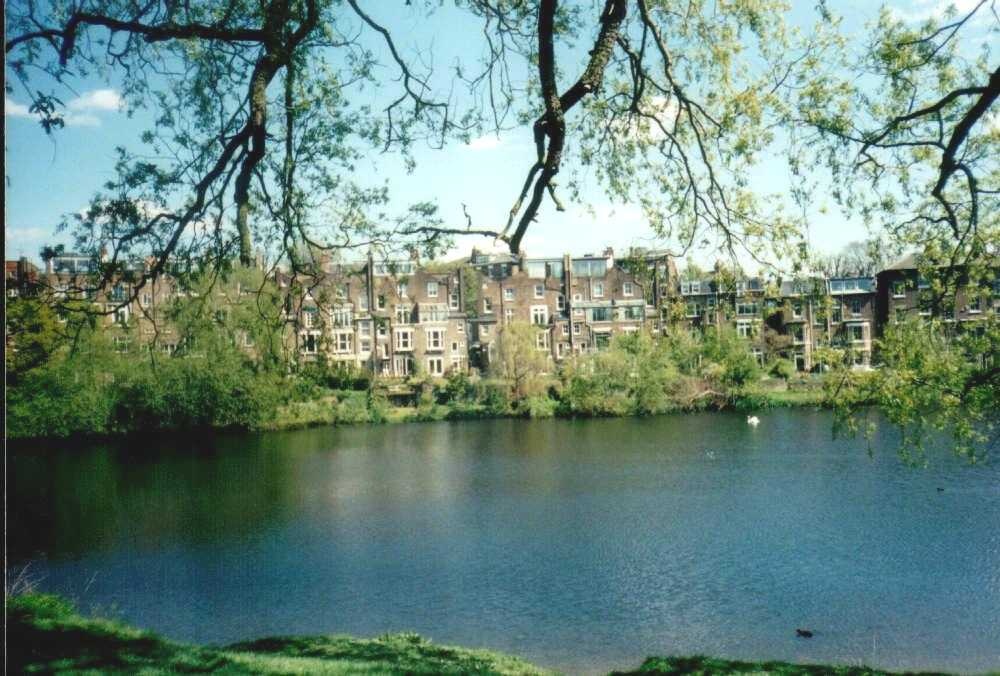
[560,332,682,416]
[5,0,826,301]
[794,3,998,456]
[491,322,550,399]
[828,319,998,463]
[700,327,759,388]
[5,298,64,383]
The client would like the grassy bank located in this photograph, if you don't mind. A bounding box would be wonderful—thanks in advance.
[8,593,950,675]
[7,593,550,675]
[261,381,828,433]
[611,656,938,675]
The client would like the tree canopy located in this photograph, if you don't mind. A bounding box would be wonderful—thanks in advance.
[6,0,999,456]
[6,0,831,293]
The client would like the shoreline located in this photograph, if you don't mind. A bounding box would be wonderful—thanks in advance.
[263,386,828,431]
[7,386,829,445]
[9,593,951,675]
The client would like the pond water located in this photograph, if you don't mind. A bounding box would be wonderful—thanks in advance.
[8,410,1000,674]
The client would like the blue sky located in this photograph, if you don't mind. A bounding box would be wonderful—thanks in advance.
[3,0,981,268]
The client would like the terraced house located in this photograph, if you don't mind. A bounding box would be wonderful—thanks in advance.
[875,253,999,333]
[466,247,653,369]
[673,269,877,372]
[280,254,471,378]
[9,249,997,378]
[35,251,186,356]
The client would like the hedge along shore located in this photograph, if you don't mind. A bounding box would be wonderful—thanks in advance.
[7,323,835,442]
[262,380,828,434]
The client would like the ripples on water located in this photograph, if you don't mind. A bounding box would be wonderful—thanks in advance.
[8,410,1000,674]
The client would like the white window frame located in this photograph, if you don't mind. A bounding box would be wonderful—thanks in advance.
[426,280,439,298]
[531,305,549,326]
[427,357,444,376]
[534,284,544,299]
[335,332,353,353]
[504,287,515,301]
[623,282,633,297]
[395,328,413,351]
[425,328,444,350]
[393,355,411,376]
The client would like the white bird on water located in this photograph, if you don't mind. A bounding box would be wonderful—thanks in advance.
[746,415,760,426]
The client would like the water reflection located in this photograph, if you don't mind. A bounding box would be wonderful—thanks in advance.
[8,411,1000,674]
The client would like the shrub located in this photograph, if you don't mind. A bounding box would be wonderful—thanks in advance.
[517,394,558,419]
[769,358,796,381]
[477,380,512,415]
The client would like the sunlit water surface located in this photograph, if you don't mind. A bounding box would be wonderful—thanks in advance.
[9,410,1000,674]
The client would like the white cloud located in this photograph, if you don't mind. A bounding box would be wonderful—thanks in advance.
[467,134,502,151]
[6,96,99,126]
[65,113,101,127]
[890,0,991,22]
[67,88,122,112]
[5,97,33,118]
[4,225,58,260]
[5,88,120,128]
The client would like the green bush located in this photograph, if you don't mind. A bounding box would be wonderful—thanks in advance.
[517,394,558,419]
[558,332,681,417]
[476,380,512,415]
[333,391,373,424]
[437,370,477,404]
[7,332,284,438]
[769,358,796,381]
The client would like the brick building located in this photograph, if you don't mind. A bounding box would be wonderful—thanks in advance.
[8,247,997,378]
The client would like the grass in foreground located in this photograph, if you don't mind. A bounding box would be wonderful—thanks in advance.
[7,593,549,675]
[611,655,937,675]
[9,594,964,675]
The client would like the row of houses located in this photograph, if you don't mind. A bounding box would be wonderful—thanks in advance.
[6,247,998,377]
